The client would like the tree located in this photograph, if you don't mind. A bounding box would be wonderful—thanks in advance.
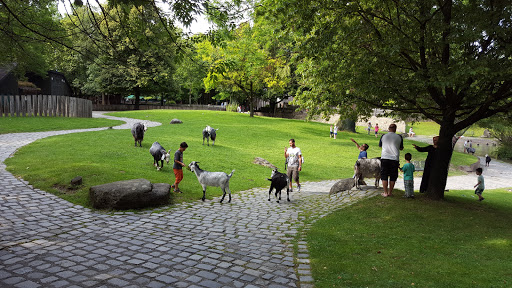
[264,0,512,199]
[0,0,65,76]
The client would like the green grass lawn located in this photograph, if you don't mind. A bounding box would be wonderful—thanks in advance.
[5,110,477,208]
[307,188,512,287]
[0,116,123,134]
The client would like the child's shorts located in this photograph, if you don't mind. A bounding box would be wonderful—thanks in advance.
[475,188,484,195]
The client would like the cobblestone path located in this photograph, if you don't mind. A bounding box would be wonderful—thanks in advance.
[0,113,379,288]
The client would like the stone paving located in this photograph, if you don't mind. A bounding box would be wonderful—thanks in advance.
[0,113,380,288]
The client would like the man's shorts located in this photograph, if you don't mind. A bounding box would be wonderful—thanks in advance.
[287,166,300,182]
[475,188,484,195]
[380,159,399,182]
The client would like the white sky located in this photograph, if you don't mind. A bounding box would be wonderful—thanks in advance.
[57,0,211,34]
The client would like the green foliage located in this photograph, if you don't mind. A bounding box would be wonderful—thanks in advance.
[225,101,238,112]
[0,0,63,75]
[0,117,123,134]
[5,110,476,209]
[308,189,512,287]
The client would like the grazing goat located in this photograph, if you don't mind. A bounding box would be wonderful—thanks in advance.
[188,161,235,203]
[202,125,219,146]
[354,158,381,189]
[149,142,171,171]
[131,122,147,147]
[268,169,290,203]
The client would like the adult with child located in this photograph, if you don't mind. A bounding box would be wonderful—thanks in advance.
[412,136,439,193]
[284,139,302,192]
[379,123,404,197]
[400,153,415,198]
[172,142,188,193]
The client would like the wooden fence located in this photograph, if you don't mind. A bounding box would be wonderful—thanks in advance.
[0,95,92,118]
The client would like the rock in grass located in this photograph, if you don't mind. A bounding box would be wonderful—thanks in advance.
[170,119,183,124]
[90,179,170,209]
[329,178,356,196]
[70,176,83,186]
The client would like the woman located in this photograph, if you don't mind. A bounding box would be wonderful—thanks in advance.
[413,136,439,193]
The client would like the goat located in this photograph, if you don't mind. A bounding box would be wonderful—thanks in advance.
[202,125,219,146]
[149,142,171,171]
[188,161,235,203]
[267,169,290,203]
[354,158,381,189]
[131,122,147,147]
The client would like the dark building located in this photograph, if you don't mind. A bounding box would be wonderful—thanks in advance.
[0,65,19,95]
[27,71,72,96]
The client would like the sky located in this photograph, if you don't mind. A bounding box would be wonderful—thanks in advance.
[57,0,211,35]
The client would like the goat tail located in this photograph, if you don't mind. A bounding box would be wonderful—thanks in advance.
[228,170,235,178]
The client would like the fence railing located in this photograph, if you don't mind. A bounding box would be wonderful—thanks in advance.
[0,95,92,118]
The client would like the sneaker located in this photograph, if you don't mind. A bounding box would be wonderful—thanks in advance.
[297,184,301,192]
[479,198,485,201]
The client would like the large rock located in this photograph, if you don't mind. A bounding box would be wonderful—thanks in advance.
[90,179,170,209]
[253,157,278,170]
[170,119,183,124]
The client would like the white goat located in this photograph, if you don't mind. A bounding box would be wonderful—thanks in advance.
[202,125,219,146]
[149,142,171,171]
[131,122,147,147]
[188,161,235,203]
[354,158,381,189]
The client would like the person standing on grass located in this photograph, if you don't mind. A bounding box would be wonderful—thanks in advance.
[172,142,188,193]
[379,123,404,197]
[412,136,439,193]
[400,153,415,198]
[474,168,485,201]
[284,139,302,192]
[330,125,333,138]
[374,123,379,137]
[333,125,338,139]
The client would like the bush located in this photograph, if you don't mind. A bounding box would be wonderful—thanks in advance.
[226,102,239,112]
[497,144,512,160]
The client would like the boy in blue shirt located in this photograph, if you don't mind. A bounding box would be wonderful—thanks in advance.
[350,138,369,159]
[400,153,415,198]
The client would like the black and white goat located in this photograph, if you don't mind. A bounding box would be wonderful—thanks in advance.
[268,169,290,203]
[188,161,235,203]
[354,158,381,189]
[149,142,171,171]
[202,125,218,146]
[131,122,147,147]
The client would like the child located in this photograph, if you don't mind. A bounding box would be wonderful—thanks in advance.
[172,142,188,193]
[474,167,485,201]
[350,138,369,159]
[374,123,379,137]
[330,125,333,138]
[400,153,415,198]
[333,125,338,139]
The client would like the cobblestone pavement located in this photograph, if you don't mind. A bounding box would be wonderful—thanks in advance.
[1,113,379,288]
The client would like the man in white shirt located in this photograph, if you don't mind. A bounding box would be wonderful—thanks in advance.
[284,139,302,192]
[379,124,404,197]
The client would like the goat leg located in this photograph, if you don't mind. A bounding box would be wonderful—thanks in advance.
[287,187,290,202]
[202,189,206,201]
[220,189,226,203]
[268,187,273,201]
[228,193,231,203]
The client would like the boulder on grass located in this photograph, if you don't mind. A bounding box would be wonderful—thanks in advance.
[170,119,183,124]
[90,179,170,209]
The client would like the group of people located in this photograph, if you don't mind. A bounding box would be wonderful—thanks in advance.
[366,122,380,137]
[351,124,486,201]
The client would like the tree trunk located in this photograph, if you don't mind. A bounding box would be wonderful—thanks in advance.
[249,82,254,117]
[425,125,455,200]
[134,86,140,110]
